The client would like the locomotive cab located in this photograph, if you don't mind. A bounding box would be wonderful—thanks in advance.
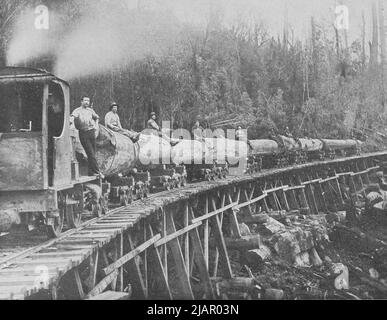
[0,67,100,237]
[0,67,72,191]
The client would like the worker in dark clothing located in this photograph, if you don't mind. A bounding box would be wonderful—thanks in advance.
[70,96,103,178]
[147,112,161,132]
[192,120,204,140]
[236,125,247,141]
[284,126,293,138]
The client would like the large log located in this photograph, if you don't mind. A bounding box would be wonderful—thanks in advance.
[204,137,249,166]
[249,139,279,155]
[73,125,138,177]
[243,213,270,224]
[264,288,284,300]
[331,224,387,251]
[210,235,262,250]
[95,125,138,176]
[137,133,171,169]
[212,277,258,291]
[321,139,358,151]
[171,139,211,165]
[298,138,323,152]
[348,264,387,294]
[278,135,301,151]
[245,245,271,266]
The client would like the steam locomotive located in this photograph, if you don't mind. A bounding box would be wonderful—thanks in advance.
[0,67,363,238]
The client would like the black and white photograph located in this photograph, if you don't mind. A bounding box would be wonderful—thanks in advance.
[0,0,387,305]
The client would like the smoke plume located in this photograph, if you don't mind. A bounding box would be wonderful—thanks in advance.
[7,1,182,80]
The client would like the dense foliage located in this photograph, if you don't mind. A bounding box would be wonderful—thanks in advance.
[1,0,386,139]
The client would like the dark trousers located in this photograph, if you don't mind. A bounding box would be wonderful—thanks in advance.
[79,129,99,175]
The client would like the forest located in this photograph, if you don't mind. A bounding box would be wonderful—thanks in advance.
[0,0,386,140]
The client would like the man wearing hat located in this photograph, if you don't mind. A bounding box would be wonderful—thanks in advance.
[105,102,140,142]
[105,102,122,131]
[147,111,160,132]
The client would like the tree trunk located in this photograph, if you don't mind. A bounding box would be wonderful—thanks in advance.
[370,2,379,69]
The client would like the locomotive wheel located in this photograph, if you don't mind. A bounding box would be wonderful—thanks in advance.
[46,193,65,238]
[136,187,145,199]
[143,186,149,198]
[66,194,82,228]
[120,193,129,206]
[101,193,109,214]
[92,201,103,218]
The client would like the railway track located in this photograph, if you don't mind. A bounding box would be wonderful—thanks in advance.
[0,190,174,268]
[0,151,385,300]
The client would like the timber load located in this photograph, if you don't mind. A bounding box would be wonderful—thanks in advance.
[298,138,323,152]
[249,139,280,155]
[321,139,359,151]
[171,139,211,165]
[137,133,172,169]
[277,135,301,151]
[95,125,138,177]
[204,137,249,165]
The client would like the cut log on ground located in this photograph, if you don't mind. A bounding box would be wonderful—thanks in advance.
[348,264,387,294]
[264,288,284,300]
[309,247,323,267]
[210,235,262,250]
[245,245,271,266]
[211,277,258,292]
[243,213,270,224]
[85,290,131,300]
[331,224,387,251]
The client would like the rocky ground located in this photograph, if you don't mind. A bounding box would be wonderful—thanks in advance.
[215,178,387,300]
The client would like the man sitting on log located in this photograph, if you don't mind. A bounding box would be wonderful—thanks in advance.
[146,111,179,145]
[104,102,140,142]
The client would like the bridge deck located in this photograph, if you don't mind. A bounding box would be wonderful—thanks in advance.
[0,151,386,300]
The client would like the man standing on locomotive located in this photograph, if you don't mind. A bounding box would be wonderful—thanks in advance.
[104,102,140,142]
[70,96,103,178]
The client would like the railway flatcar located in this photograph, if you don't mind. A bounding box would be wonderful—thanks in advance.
[204,137,248,177]
[247,139,280,172]
[171,138,215,181]
[276,135,304,165]
[0,67,107,237]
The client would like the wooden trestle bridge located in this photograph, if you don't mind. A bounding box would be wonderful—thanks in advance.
[0,152,386,300]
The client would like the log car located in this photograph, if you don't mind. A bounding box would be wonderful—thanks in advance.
[0,67,107,237]
[247,139,280,172]
[276,135,303,166]
[298,138,324,161]
[321,139,360,159]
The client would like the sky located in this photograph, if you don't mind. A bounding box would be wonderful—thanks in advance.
[6,0,383,79]
[129,0,383,42]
